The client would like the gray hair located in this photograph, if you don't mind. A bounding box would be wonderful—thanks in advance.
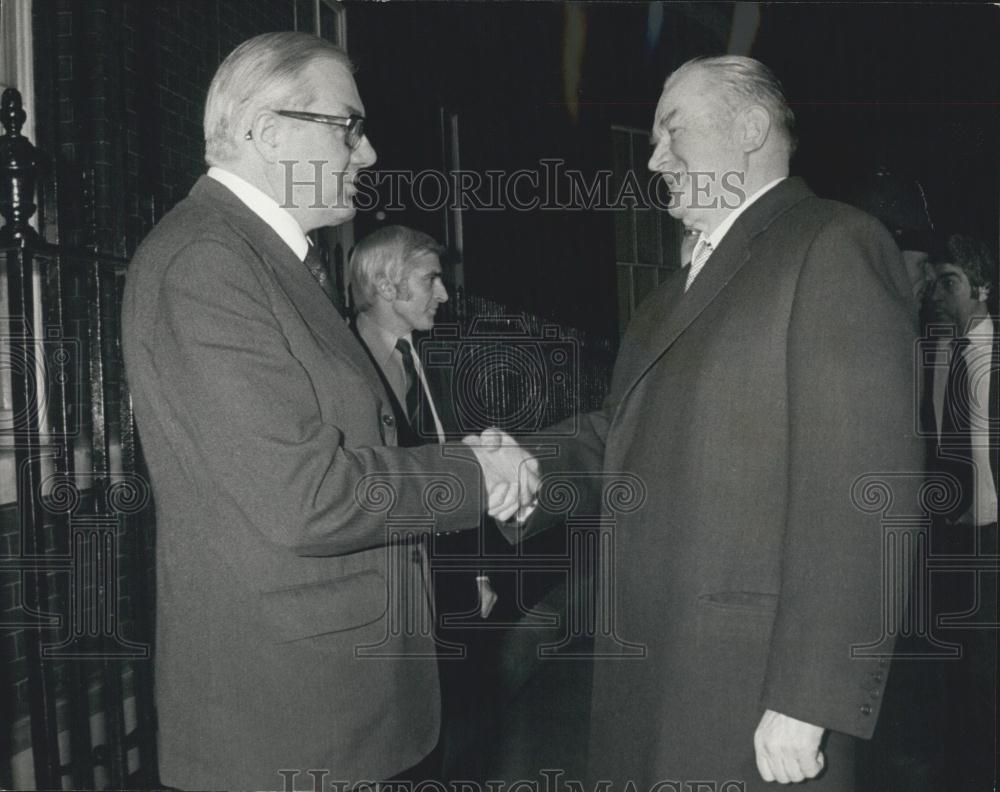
[349,226,446,313]
[204,32,352,166]
[668,55,797,154]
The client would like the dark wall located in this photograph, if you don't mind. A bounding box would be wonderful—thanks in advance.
[32,0,300,257]
[13,0,300,737]
[32,1,998,336]
[347,1,1000,337]
[13,0,997,774]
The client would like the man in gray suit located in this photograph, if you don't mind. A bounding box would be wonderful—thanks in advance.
[348,225,505,780]
[121,32,535,790]
[546,56,922,790]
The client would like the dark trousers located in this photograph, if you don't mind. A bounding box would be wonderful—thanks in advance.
[858,521,998,792]
[429,527,511,782]
[931,520,998,790]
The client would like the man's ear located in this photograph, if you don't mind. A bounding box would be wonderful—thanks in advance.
[375,275,397,302]
[247,111,282,163]
[975,284,991,302]
[737,105,771,153]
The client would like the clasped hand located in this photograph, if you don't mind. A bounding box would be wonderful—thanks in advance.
[754,709,825,784]
[463,427,540,522]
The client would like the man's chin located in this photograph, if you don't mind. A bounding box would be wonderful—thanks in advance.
[328,203,357,224]
[666,203,687,221]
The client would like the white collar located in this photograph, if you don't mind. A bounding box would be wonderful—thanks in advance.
[701,176,787,251]
[356,312,412,370]
[964,315,995,345]
[208,166,310,261]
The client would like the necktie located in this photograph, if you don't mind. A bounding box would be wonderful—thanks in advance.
[686,236,713,291]
[395,338,419,422]
[939,337,974,520]
[304,246,336,304]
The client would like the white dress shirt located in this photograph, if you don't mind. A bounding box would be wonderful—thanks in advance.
[355,313,445,444]
[932,316,998,526]
[687,176,787,289]
[208,166,309,262]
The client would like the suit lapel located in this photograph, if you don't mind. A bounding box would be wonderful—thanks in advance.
[190,177,388,403]
[613,177,813,415]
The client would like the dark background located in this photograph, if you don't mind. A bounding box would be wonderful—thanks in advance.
[347,1,1000,338]
[5,0,998,778]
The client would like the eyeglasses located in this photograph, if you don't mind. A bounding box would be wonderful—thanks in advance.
[243,111,367,149]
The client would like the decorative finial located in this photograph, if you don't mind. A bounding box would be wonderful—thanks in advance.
[0,88,39,245]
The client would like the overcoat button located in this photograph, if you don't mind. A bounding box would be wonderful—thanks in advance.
[382,414,395,427]
[860,703,872,716]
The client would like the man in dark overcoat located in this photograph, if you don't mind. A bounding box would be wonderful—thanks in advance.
[548,56,923,790]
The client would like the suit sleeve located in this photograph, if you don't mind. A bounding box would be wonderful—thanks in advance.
[761,212,924,738]
[493,407,612,545]
[500,326,643,545]
[150,240,483,556]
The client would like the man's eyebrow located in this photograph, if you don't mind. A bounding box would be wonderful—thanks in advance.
[657,109,678,130]
[314,101,361,116]
[650,109,677,143]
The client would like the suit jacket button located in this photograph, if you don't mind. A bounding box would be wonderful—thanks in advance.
[382,414,395,427]
[870,688,880,698]
[860,703,872,716]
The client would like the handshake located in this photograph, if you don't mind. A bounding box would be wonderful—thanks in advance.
[463,428,540,523]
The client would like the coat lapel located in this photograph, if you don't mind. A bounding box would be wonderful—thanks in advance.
[613,177,813,414]
[189,177,388,402]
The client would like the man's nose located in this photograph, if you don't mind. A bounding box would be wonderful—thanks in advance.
[436,282,449,302]
[353,136,377,168]
[648,140,669,172]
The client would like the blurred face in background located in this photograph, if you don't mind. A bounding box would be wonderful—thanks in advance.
[928,262,987,331]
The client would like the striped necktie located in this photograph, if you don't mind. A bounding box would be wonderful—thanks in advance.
[686,236,713,291]
[304,246,336,304]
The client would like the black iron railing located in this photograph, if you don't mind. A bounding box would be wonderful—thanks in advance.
[1,86,157,790]
[1,81,614,789]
